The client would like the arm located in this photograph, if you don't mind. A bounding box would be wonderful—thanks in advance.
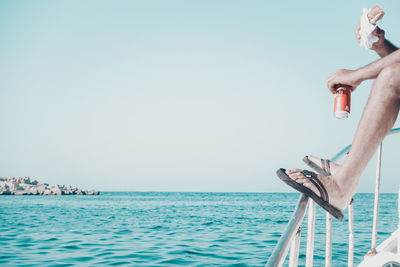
[327,14,399,93]
[327,49,400,93]
[357,48,400,79]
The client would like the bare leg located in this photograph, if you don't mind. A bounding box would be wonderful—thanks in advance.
[336,64,400,195]
[287,63,400,210]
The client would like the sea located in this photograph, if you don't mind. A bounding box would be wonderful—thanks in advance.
[0,192,398,266]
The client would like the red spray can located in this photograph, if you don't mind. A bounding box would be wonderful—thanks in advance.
[334,86,351,119]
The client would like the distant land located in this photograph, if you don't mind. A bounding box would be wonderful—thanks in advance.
[0,177,99,195]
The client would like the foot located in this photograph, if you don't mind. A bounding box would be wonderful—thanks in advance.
[286,169,351,210]
[307,155,341,175]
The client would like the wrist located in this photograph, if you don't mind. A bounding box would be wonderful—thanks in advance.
[354,68,368,83]
[372,43,385,54]
[370,37,386,50]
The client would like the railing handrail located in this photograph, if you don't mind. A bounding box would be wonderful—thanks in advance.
[266,126,400,266]
[266,194,309,267]
[330,127,400,162]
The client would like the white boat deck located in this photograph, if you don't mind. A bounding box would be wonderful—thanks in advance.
[359,228,400,266]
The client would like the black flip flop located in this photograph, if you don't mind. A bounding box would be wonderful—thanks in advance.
[276,168,344,221]
[303,156,331,176]
[303,156,355,206]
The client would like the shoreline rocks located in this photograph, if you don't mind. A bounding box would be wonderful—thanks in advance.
[0,177,99,195]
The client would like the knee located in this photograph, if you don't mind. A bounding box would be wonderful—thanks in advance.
[378,63,400,90]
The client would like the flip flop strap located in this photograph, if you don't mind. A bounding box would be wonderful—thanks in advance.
[301,170,329,202]
[321,159,331,175]
[325,159,331,175]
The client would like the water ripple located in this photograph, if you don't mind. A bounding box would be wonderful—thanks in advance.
[0,192,397,266]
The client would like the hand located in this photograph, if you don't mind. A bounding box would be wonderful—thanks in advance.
[327,69,362,94]
[355,21,385,51]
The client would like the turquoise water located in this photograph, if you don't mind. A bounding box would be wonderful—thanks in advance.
[0,192,397,266]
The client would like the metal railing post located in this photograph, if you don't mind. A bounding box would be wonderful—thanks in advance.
[306,200,316,267]
[398,185,400,229]
[325,213,332,267]
[289,227,301,267]
[371,143,383,254]
[266,194,309,267]
[398,186,400,254]
[348,203,354,267]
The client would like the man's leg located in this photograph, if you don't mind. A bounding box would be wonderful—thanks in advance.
[287,63,400,210]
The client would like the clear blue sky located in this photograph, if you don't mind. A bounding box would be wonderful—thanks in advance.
[1,0,400,192]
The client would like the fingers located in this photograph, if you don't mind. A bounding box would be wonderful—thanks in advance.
[326,69,354,94]
[326,73,337,94]
[371,27,385,51]
[326,78,338,94]
[357,22,385,46]
[329,85,337,94]
[372,27,380,36]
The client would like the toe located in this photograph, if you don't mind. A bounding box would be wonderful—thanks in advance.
[286,168,303,174]
[293,173,306,181]
[295,177,308,184]
[288,172,305,181]
[303,182,320,197]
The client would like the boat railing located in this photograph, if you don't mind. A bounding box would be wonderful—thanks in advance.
[266,127,400,267]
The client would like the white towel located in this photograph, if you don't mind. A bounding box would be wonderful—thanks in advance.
[359,8,379,49]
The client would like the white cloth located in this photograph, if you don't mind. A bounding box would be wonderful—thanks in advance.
[359,8,379,49]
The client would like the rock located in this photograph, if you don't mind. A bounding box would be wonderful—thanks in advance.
[29,187,38,195]
[52,187,62,196]
[86,190,99,195]
[0,176,99,196]
[36,185,46,195]
[43,189,52,195]
[23,177,31,184]
[63,189,71,195]
[0,184,9,190]
[0,185,11,195]
[9,181,19,191]
[14,190,28,195]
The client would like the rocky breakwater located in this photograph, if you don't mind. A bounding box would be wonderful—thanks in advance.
[0,177,99,195]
